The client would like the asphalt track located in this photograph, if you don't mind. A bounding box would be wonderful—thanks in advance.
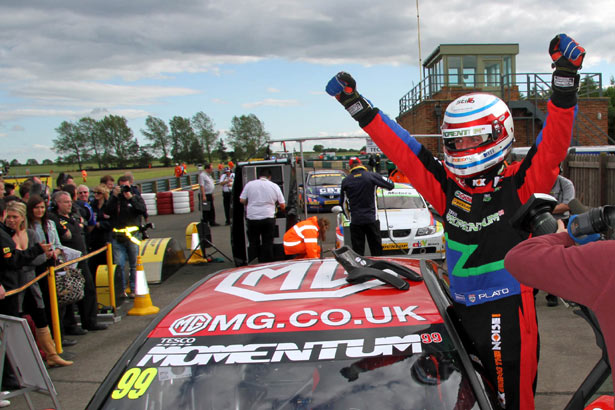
[12,186,613,410]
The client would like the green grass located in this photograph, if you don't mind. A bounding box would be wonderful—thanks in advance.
[4,163,204,189]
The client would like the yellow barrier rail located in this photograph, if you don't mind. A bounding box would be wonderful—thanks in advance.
[6,243,116,354]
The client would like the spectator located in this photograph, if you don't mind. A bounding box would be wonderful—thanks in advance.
[49,191,107,332]
[544,172,576,307]
[105,176,147,297]
[0,180,4,199]
[88,184,112,276]
[19,180,33,202]
[0,198,52,403]
[239,168,286,263]
[219,167,234,225]
[504,221,615,394]
[339,157,394,256]
[283,216,329,259]
[27,194,76,347]
[7,200,72,367]
[0,199,51,317]
[198,163,217,226]
[100,175,115,192]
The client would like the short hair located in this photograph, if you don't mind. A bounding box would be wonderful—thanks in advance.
[117,175,131,184]
[19,180,33,198]
[124,171,134,183]
[77,184,89,193]
[52,190,70,204]
[62,184,77,199]
[259,168,272,178]
[204,163,212,170]
[100,175,114,184]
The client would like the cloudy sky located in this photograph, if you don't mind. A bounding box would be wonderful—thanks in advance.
[1,0,614,162]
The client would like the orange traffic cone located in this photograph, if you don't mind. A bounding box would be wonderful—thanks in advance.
[127,255,160,316]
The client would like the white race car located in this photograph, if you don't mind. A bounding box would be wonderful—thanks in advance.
[335,183,445,259]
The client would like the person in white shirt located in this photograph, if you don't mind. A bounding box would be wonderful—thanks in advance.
[239,168,286,263]
[198,163,217,226]
[219,167,234,225]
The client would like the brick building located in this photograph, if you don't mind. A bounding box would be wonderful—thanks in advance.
[396,43,610,155]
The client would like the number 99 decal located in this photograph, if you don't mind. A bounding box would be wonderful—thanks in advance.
[111,368,157,400]
[420,332,443,344]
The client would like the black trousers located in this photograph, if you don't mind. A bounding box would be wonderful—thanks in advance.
[222,191,232,223]
[349,220,383,256]
[202,193,216,225]
[246,218,275,263]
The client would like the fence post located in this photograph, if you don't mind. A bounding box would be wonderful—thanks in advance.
[107,242,116,313]
[599,152,608,205]
[47,266,62,354]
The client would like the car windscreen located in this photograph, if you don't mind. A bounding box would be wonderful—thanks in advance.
[377,193,425,210]
[307,174,344,187]
[98,325,483,410]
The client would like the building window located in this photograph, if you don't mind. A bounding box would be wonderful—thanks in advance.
[448,56,461,85]
[462,56,476,87]
[484,60,501,87]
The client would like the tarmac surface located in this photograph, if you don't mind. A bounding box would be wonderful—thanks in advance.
[11,186,613,409]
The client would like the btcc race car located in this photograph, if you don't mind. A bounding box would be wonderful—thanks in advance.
[88,256,501,409]
[298,170,345,212]
[334,183,445,259]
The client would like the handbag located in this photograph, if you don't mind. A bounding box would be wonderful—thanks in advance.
[55,266,85,305]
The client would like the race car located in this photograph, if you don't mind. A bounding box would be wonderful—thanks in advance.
[298,170,345,212]
[334,183,445,259]
[87,256,500,409]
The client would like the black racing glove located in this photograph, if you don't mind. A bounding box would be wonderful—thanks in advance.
[326,72,378,126]
[549,33,585,108]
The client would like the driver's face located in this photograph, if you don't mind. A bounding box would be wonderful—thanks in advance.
[454,135,484,150]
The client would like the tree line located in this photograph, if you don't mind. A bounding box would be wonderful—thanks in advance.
[51,112,271,170]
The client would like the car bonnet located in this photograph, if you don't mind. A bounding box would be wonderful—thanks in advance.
[151,258,443,338]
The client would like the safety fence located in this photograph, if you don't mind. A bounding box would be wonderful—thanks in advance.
[565,152,615,207]
[6,243,116,354]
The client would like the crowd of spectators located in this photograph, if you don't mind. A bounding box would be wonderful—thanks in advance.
[0,170,149,405]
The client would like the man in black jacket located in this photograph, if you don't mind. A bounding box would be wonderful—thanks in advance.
[105,176,147,297]
[339,157,394,256]
[50,191,107,332]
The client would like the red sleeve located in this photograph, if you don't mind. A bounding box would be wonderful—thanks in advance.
[363,112,447,216]
[517,102,576,202]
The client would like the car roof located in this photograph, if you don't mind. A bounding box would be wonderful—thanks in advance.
[307,169,345,176]
[150,258,443,338]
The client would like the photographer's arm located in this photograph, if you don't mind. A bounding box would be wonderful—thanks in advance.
[505,232,613,310]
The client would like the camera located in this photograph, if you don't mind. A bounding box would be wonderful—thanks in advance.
[511,193,615,239]
[139,222,155,239]
[121,185,132,194]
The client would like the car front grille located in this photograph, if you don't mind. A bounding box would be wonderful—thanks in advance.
[380,229,411,238]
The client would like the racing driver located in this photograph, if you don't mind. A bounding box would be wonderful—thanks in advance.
[326,34,585,409]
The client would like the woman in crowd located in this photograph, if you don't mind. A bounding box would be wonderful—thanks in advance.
[88,184,112,274]
[7,200,72,367]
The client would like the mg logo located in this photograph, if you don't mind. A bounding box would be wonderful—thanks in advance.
[215,260,391,302]
[169,313,212,336]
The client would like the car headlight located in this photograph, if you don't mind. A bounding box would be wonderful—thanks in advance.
[416,226,436,236]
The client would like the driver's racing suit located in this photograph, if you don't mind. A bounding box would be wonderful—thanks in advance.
[357,100,576,409]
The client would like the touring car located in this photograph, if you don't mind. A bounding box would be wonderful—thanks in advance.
[298,170,345,212]
[334,183,445,259]
[88,256,503,409]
